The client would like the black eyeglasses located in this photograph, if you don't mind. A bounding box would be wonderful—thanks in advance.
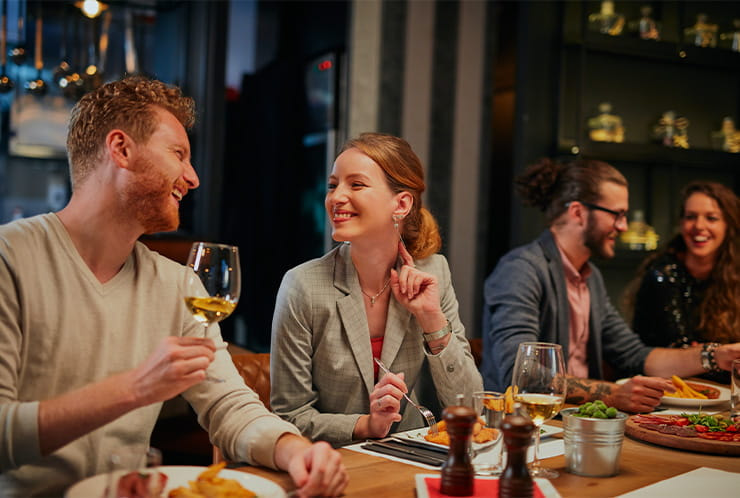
[567,201,628,228]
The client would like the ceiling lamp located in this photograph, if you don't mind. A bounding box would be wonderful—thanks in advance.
[75,0,108,19]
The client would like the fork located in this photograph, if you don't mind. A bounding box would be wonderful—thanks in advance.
[373,357,439,434]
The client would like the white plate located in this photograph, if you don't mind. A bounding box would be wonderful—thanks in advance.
[414,474,561,498]
[616,378,730,408]
[66,465,287,498]
[393,427,499,450]
[393,424,561,447]
[537,424,563,439]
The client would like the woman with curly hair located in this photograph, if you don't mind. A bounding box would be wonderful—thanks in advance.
[627,181,739,382]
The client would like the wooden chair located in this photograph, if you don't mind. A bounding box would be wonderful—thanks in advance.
[230,353,272,410]
[213,352,272,463]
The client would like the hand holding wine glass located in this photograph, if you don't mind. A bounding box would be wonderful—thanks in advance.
[184,242,241,382]
[511,342,566,479]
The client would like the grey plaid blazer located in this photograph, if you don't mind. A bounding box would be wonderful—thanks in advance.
[270,242,482,445]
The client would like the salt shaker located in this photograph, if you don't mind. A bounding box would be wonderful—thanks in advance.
[440,405,476,496]
[498,405,535,498]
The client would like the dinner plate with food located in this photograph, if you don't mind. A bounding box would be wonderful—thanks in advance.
[392,420,561,448]
[394,419,500,449]
[616,375,730,408]
[65,462,286,498]
[626,412,740,455]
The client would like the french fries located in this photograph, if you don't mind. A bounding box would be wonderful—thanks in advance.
[425,418,498,445]
[168,462,256,498]
[664,375,708,399]
[504,385,518,413]
[483,397,504,411]
[424,386,524,445]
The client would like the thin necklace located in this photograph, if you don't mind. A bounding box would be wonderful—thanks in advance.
[361,276,392,305]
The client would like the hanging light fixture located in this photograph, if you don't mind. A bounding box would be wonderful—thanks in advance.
[75,0,108,19]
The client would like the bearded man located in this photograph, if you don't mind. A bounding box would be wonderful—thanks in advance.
[480,158,740,413]
[0,77,347,497]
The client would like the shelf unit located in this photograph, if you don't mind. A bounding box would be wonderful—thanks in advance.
[553,1,740,307]
[558,1,739,240]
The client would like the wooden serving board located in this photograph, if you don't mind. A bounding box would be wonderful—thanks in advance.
[625,416,740,456]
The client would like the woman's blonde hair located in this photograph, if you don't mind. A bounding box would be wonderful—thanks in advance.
[341,133,441,259]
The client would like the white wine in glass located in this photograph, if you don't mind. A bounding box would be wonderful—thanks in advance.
[185,242,241,382]
[511,341,566,479]
[183,297,237,326]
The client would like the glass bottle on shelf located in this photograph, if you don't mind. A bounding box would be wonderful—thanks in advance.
[587,102,625,143]
[635,5,660,40]
[711,117,740,153]
[653,111,690,149]
[684,13,718,48]
[719,19,740,52]
[588,1,625,36]
[619,210,659,251]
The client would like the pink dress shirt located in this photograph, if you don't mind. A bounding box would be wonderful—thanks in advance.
[556,244,592,378]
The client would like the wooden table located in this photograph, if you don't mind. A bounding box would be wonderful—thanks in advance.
[235,419,739,497]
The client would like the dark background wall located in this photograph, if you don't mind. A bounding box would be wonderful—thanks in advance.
[219,1,349,351]
[1,0,738,351]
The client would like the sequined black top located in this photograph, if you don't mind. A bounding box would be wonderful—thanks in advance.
[632,252,728,383]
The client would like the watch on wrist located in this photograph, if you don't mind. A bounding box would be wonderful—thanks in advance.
[423,321,452,343]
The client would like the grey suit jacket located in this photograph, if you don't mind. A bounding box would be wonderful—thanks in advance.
[270,242,482,445]
[480,230,653,392]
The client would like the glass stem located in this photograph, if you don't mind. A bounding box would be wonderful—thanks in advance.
[532,425,542,468]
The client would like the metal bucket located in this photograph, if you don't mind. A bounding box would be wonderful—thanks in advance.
[561,407,627,477]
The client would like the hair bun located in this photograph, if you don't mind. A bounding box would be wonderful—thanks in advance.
[515,158,563,212]
[409,207,441,260]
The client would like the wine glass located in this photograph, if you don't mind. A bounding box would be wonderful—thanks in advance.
[185,242,241,382]
[511,341,566,479]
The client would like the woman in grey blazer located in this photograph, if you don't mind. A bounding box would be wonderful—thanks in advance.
[270,133,482,445]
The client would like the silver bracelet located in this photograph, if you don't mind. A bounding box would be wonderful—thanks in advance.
[428,344,446,354]
[700,342,721,372]
[422,320,452,343]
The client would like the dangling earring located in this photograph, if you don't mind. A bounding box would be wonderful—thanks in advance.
[392,214,403,231]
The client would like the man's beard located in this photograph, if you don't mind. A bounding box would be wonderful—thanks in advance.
[583,211,615,260]
[122,157,180,234]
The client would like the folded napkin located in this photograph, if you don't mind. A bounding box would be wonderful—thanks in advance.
[616,467,740,497]
[415,475,561,498]
[527,438,564,463]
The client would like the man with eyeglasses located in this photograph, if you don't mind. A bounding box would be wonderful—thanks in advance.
[480,157,740,413]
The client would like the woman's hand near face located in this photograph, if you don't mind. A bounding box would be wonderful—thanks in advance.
[391,241,443,320]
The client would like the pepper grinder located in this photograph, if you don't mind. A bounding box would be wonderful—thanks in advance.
[440,405,476,496]
[498,404,535,498]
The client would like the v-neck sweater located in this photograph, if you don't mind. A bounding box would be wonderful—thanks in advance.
[0,214,299,496]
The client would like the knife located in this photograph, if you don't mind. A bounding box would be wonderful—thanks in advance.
[388,436,449,455]
[361,441,446,466]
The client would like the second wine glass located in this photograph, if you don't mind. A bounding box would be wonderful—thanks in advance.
[184,242,241,383]
[511,341,566,479]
